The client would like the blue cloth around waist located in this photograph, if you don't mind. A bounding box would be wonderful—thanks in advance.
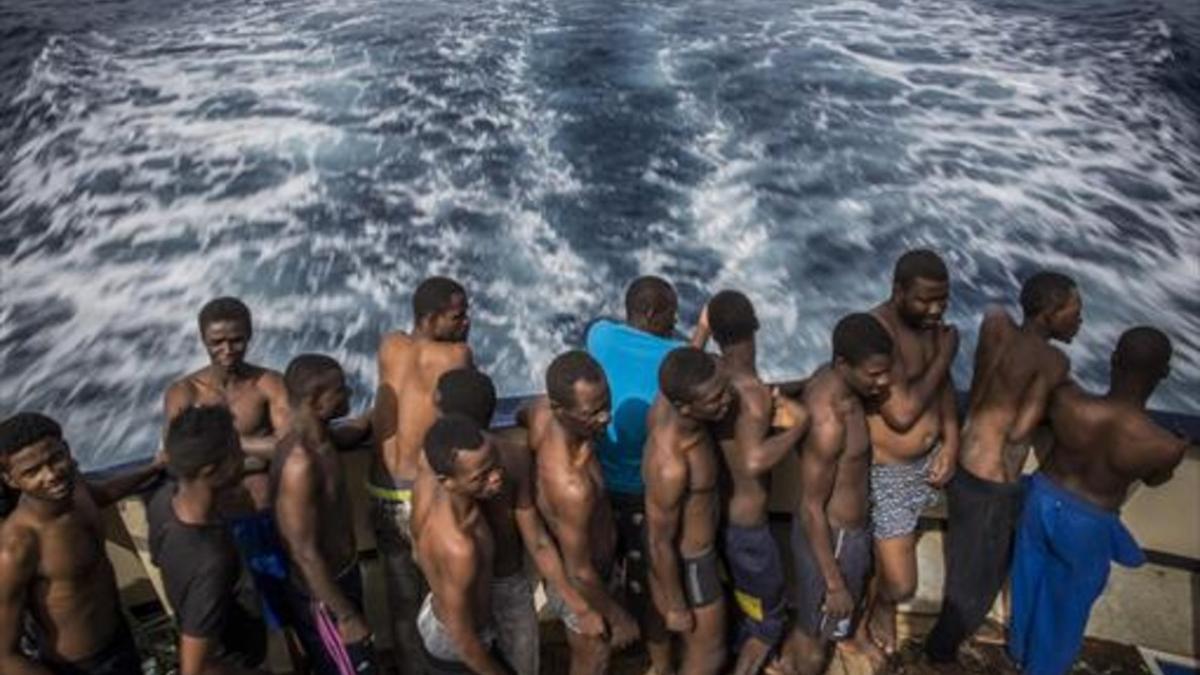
[1022,473,1145,569]
[585,318,683,494]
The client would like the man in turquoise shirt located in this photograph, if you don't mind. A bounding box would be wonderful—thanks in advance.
[586,275,708,675]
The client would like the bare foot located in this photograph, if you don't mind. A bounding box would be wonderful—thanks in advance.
[867,602,898,656]
[972,618,1006,646]
[839,635,888,673]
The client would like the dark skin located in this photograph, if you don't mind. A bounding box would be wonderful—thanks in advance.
[1043,356,1190,511]
[706,322,809,675]
[779,358,892,675]
[413,440,507,675]
[411,428,591,645]
[273,370,371,645]
[0,438,163,674]
[962,294,1081,482]
[521,384,638,675]
[644,367,734,675]
[374,294,473,484]
[865,276,961,655]
[171,443,266,675]
[164,318,291,512]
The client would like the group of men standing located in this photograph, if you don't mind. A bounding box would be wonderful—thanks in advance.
[0,248,1190,675]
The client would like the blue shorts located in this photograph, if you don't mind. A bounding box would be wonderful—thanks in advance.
[723,523,787,645]
[229,510,294,629]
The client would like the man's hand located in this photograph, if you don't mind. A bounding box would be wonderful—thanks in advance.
[665,607,694,633]
[823,586,854,620]
[608,607,641,648]
[575,608,606,639]
[771,388,808,430]
[337,612,372,645]
[936,324,959,357]
[927,449,956,487]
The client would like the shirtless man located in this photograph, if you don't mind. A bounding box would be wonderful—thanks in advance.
[164,297,290,510]
[700,291,810,675]
[412,415,509,674]
[373,277,473,665]
[520,351,640,675]
[273,355,377,675]
[864,249,960,655]
[163,298,297,640]
[925,271,1082,664]
[780,314,894,675]
[644,346,734,675]
[422,368,589,675]
[1009,327,1190,675]
[0,412,165,675]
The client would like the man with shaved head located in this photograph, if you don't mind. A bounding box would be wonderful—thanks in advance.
[373,276,473,667]
[644,347,735,675]
[1008,327,1191,675]
[926,271,1082,664]
[863,249,961,655]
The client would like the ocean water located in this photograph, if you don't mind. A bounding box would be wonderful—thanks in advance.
[1,0,1197,470]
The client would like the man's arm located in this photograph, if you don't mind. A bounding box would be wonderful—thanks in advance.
[434,546,510,675]
[928,380,960,486]
[1009,352,1069,444]
[239,373,292,461]
[274,454,362,625]
[373,336,403,465]
[797,410,853,618]
[179,635,265,675]
[330,408,373,451]
[735,387,810,475]
[690,304,711,349]
[88,458,166,508]
[508,447,602,634]
[644,451,690,629]
[542,479,638,642]
[0,530,51,675]
[876,325,958,432]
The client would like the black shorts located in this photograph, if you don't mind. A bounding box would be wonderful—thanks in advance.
[682,546,723,608]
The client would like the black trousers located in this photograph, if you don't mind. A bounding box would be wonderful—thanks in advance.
[925,469,1024,662]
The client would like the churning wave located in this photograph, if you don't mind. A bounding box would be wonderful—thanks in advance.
[0,0,1197,468]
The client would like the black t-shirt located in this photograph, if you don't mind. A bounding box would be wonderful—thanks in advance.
[146,482,265,667]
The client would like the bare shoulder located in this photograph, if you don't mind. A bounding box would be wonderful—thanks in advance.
[277,442,316,487]
[255,367,288,397]
[426,518,477,572]
[522,398,552,444]
[733,377,770,418]
[421,341,472,373]
[0,519,38,578]
[164,371,201,404]
[379,331,415,363]
[980,306,1016,334]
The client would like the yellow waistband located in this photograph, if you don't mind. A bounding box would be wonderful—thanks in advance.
[366,482,413,503]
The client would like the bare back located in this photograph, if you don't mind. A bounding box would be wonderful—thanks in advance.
[375,332,472,482]
[718,374,780,527]
[1044,385,1188,511]
[526,401,617,572]
[644,399,721,556]
[0,486,121,662]
[868,307,944,462]
[803,367,872,529]
[963,309,1069,481]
